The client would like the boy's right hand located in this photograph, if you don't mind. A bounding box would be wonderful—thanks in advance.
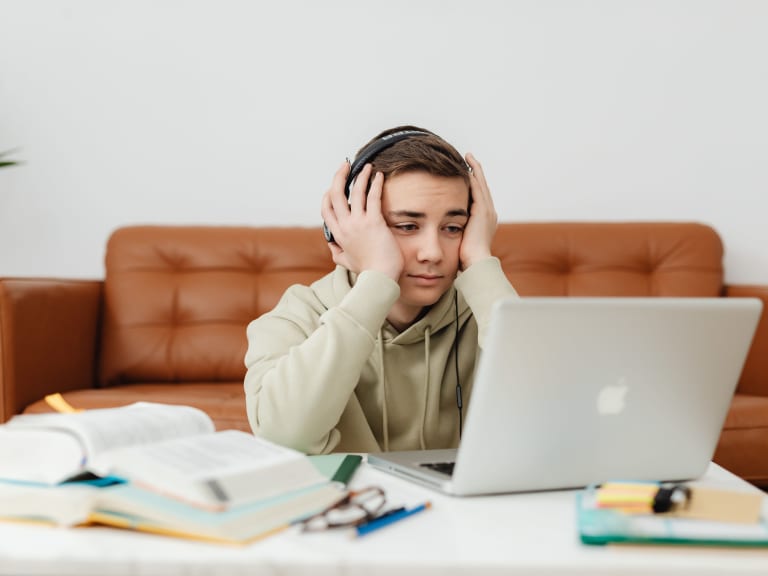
[321,161,403,281]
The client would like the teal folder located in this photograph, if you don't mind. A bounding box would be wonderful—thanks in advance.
[577,489,768,547]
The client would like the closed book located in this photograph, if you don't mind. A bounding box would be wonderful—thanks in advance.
[0,480,344,545]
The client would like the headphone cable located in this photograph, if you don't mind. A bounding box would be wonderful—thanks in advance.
[454,289,463,438]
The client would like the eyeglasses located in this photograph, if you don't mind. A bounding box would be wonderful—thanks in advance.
[301,486,386,531]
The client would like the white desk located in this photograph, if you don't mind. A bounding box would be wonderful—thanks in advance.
[1,462,767,576]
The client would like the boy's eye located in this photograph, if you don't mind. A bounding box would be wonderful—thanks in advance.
[444,224,465,234]
[394,223,418,232]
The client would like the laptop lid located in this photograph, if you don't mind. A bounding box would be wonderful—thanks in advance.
[367,297,762,496]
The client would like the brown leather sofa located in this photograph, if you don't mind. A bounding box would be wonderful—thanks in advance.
[1,223,767,485]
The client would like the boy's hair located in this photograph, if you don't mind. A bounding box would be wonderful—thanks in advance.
[356,125,470,188]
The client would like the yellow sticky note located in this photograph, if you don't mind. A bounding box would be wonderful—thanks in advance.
[595,482,658,511]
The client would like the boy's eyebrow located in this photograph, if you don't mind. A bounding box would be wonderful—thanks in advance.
[387,209,470,219]
[387,210,426,219]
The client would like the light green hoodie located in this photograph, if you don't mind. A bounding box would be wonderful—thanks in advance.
[244,257,517,454]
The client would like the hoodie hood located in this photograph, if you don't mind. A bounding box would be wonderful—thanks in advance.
[313,266,469,342]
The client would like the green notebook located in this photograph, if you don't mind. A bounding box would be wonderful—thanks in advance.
[308,454,362,486]
[577,488,768,547]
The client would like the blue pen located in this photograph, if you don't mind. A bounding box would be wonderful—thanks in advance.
[355,502,432,537]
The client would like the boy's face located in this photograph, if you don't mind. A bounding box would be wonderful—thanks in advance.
[381,171,470,326]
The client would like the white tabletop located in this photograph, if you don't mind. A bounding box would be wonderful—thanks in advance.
[1,462,767,576]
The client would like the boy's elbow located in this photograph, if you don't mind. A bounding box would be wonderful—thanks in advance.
[246,397,338,455]
[256,425,339,456]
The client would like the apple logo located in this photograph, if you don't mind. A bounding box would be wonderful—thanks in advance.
[596,377,629,415]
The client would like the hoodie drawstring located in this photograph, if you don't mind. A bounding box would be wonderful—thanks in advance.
[419,327,432,450]
[378,328,390,452]
[378,325,433,452]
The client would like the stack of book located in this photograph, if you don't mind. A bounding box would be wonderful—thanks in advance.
[0,402,346,545]
[577,481,768,547]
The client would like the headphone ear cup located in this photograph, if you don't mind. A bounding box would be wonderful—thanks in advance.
[322,222,334,243]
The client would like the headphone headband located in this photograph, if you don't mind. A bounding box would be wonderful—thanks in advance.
[345,130,431,197]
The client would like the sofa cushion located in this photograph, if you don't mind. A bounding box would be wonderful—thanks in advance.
[99,226,333,387]
[715,394,768,486]
[22,383,250,432]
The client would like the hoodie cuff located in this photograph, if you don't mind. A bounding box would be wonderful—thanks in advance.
[455,257,518,338]
[337,270,400,337]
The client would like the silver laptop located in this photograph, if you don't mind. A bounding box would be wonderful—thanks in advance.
[367,297,762,496]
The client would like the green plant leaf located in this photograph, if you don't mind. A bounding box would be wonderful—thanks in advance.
[0,149,22,168]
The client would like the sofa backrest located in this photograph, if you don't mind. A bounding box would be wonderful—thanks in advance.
[99,222,724,387]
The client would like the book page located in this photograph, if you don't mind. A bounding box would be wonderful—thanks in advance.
[97,430,302,479]
[94,430,326,507]
[6,402,215,462]
[0,428,85,484]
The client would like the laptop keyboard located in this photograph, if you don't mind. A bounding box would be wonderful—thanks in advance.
[420,461,455,476]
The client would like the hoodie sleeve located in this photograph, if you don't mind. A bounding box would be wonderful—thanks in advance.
[454,256,518,348]
[244,270,399,454]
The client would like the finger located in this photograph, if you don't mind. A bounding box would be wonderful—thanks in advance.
[329,160,352,220]
[321,190,340,239]
[466,153,490,193]
[465,153,493,206]
[330,159,350,194]
[365,171,384,217]
[349,163,372,215]
[320,189,330,220]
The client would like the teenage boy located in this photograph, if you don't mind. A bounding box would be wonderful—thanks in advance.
[244,126,517,454]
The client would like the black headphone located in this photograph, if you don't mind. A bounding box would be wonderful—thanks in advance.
[322,129,430,243]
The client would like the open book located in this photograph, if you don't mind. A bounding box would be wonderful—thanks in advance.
[0,402,330,510]
[0,479,344,545]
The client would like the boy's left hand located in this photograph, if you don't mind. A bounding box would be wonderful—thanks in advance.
[460,153,498,270]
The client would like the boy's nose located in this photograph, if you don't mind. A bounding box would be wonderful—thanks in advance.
[417,231,443,262]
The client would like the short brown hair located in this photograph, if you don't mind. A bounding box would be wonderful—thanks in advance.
[356,125,470,188]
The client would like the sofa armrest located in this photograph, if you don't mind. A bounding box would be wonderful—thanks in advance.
[0,278,103,422]
[724,284,768,396]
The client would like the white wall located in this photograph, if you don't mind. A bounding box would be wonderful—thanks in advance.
[1,0,767,283]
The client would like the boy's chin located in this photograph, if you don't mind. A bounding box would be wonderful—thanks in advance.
[403,289,449,309]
